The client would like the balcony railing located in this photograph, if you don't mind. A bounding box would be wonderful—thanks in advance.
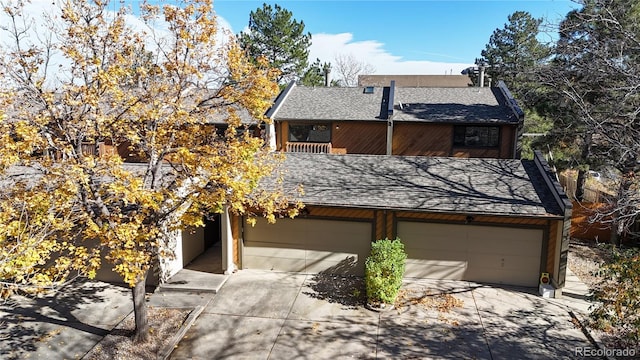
[285,142,332,154]
[46,142,117,160]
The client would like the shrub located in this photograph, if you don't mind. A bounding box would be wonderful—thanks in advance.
[589,246,640,346]
[365,237,407,305]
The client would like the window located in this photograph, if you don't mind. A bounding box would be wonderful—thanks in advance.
[453,126,500,147]
[288,123,331,143]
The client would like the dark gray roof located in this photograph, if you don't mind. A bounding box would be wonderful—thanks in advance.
[393,87,517,123]
[275,153,562,218]
[268,83,519,124]
[269,86,388,122]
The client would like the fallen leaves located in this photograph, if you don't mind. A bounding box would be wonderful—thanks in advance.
[395,288,464,313]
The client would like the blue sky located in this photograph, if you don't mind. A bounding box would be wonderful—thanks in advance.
[213,0,579,74]
[5,1,580,76]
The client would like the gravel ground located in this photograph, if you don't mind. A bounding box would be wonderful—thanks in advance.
[83,307,190,360]
[567,238,611,288]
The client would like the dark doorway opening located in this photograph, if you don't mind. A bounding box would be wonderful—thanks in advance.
[204,214,222,249]
[184,214,223,274]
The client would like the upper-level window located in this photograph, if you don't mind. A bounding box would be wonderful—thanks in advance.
[453,126,499,147]
[288,123,331,143]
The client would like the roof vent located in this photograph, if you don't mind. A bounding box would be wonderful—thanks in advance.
[363,86,374,94]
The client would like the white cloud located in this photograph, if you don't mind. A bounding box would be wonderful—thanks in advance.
[309,33,473,75]
[0,1,236,87]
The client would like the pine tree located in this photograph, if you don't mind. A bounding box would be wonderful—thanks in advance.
[238,3,311,84]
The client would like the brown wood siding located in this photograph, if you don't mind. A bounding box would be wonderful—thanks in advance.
[231,215,240,263]
[375,211,386,240]
[386,212,394,239]
[277,121,289,151]
[332,121,386,155]
[500,126,515,158]
[306,206,374,220]
[547,221,559,274]
[396,211,548,226]
[392,123,452,156]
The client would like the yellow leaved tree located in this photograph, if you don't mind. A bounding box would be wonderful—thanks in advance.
[0,0,298,342]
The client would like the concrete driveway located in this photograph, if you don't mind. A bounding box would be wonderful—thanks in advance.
[170,270,594,359]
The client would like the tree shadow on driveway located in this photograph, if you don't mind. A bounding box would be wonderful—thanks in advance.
[302,257,366,309]
[0,279,131,360]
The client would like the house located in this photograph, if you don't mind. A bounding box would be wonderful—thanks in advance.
[167,80,574,294]
[245,151,572,289]
[265,80,524,159]
[178,150,572,292]
[35,79,568,294]
[358,74,473,87]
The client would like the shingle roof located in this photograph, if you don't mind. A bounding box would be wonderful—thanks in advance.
[274,153,562,218]
[269,84,518,124]
[393,87,517,123]
[270,86,389,121]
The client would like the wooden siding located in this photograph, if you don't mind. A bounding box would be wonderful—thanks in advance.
[332,121,386,155]
[547,220,559,274]
[375,211,386,240]
[395,211,548,226]
[231,215,240,263]
[276,121,517,158]
[392,123,451,156]
[500,126,516,158]
[272,122,289,151]
[386,211,394,239]
[306,206,374,220]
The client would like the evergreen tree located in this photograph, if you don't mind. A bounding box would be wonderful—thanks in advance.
[301,59,337,87]
[480,11,550,100]
[238,3,311,84]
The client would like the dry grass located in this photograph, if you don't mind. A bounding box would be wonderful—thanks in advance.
[394,289,464,326]
[83,307,190,360]
[395,289,464,313]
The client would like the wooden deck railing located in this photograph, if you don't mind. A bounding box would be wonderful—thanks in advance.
[285,142,332,154]
[47,142,118,160]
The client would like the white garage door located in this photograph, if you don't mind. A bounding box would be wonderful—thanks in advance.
[243,218,372,276]
[397,222,543,287]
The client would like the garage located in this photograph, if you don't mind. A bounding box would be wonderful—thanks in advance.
[243,218,372,275]
[397,221,543,287]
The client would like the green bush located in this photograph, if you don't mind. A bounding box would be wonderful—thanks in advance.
[365,237,407,305]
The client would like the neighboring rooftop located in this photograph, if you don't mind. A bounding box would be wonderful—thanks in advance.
[358,74,472,87]
[273,153,563,217]
[268,82,520,124]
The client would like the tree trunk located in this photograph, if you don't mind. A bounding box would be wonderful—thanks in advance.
[132,272,149,343]
[610,224,621,247]
[575,169,587,202]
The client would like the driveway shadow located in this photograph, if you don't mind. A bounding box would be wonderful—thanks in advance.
[302,257,366,309]
[0,279,131,360]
